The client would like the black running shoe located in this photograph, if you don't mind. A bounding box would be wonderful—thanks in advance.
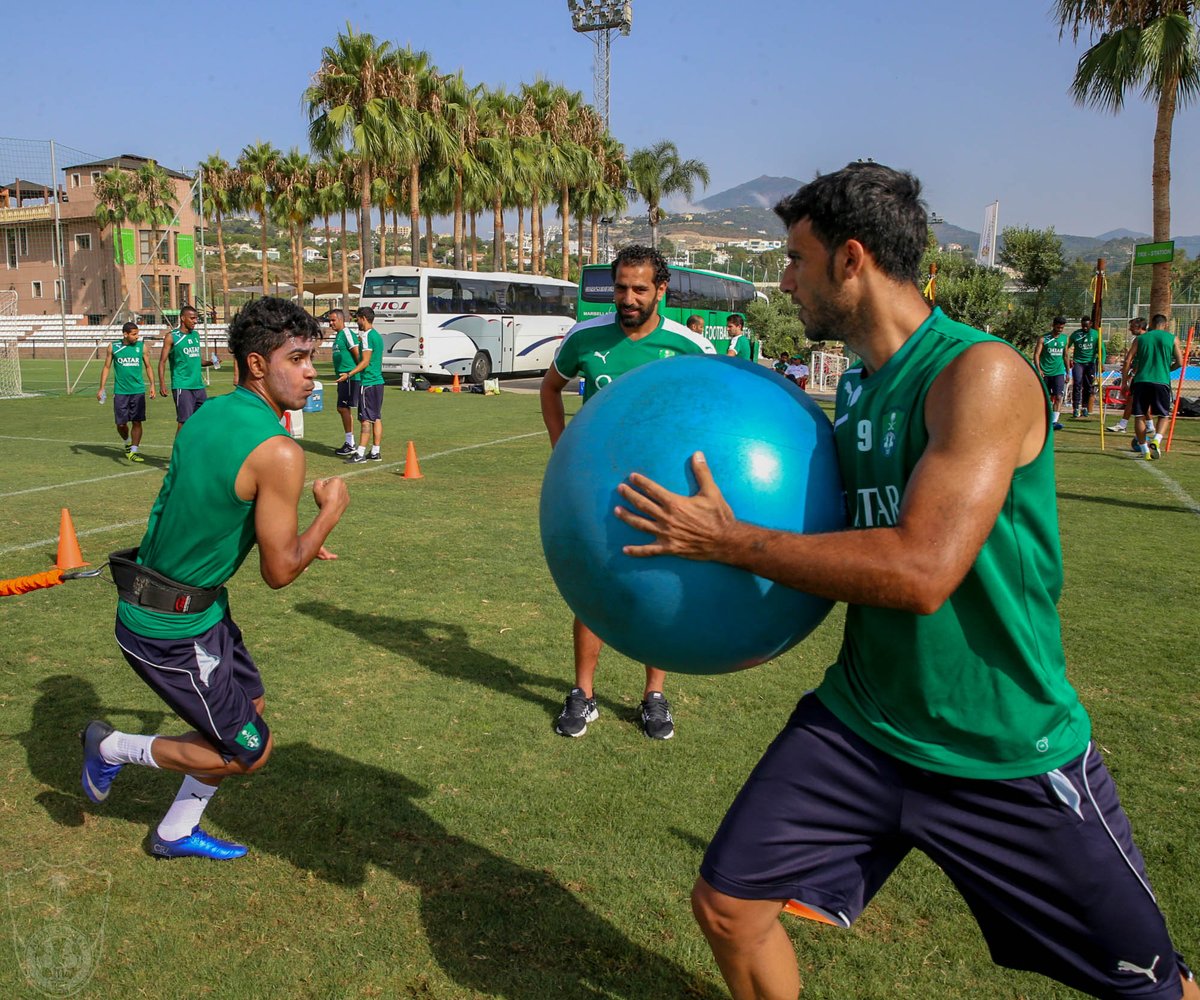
[346,452,368,464]
[639,692,675,740]
[367,451,382,461]
[555,687,598,737]
[334,443,355,456]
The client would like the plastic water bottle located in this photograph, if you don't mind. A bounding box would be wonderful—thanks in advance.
[578,377,585,396]
[98,391,106,404]
[210,353,221,370]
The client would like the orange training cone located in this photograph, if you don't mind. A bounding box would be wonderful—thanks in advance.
[402,441,424,480]
[56,508,88,570]
[451,373,461,393]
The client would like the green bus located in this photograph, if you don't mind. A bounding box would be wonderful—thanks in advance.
[577,263,762,359]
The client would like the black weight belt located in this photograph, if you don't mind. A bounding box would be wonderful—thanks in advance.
[109,547,223,615]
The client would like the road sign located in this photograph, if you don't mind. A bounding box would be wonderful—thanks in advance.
[1134,240,1175,265]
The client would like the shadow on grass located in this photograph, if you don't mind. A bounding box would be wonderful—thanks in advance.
[69,442,170,470]
[296,601,622,725]
[1056,490,1196,515]
[22,675,723,1000]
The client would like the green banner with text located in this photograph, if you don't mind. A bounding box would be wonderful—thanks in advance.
[1134,240,1174,266]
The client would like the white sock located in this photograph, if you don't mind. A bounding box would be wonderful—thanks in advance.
[99,731,160,768]
[1115,419,1128,430]
[1153,432,1163,445]
[1051,411,1060,423]
[356,445,365,457]
[123,436,131,446]
[1147,420,1156,433]
[344,432,354,445]
[370,445,380,456]
[129,444,139,454]
[156,775,216,842]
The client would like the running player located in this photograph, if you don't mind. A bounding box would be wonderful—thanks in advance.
[97,321,157,462]
[1034,315,1069,430]
[81,297,348,860]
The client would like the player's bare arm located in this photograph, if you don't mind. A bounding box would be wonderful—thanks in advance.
[617,341,1044,615]
[144,354,157,398]
[238,436,349,588]
[157,336,171,394]
[97,345,113,400]
[336,347,370,383]
[540,366,570,448]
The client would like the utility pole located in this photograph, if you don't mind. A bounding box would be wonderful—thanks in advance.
[567,1,633,131]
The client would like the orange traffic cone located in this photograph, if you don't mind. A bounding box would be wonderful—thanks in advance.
[451,373,461,393]
[56,508,88,570]
[402,440,424,480]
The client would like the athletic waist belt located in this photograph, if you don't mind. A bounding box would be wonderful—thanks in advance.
[109,547,223,615]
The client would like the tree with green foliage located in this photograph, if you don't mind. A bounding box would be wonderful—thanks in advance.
[746,288,807,360]
[133,160,178,320]
[926,253,1008,333]
[237,141,280,295]
[627,140,710,249]
[93,168,138,318]
[1055,0,1200,318]
[997,226,1066,347]
[199,154,236,320]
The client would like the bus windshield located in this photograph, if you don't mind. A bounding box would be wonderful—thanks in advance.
[362,274,419,298]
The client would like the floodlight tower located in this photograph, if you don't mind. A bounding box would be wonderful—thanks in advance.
[567,0,632,131]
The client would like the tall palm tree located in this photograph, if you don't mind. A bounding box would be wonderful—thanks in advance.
[273,148,315,303]
[305,24,399,275]
[133,160,178,320]
[238,141,280,294]
[481,89,517,271]
[628,140,710,249]
[93,167,138,318]
[199,153,236,320]
[1056,1,1200,315]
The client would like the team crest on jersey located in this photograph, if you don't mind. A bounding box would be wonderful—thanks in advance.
[881,410,900,457]
[657,349,676,359]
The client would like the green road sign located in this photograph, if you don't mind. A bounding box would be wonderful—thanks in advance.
[1134,240,1175,265]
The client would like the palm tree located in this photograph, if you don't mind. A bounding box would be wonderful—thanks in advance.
[238,141,280,294]
[273,148,316,303]
[481,89,516,271]
[305,24,400,275]
[199,154,236,320]
[628,140,710,249]
[1055,1,1200,316]
[133,160,178,320]
[93,168,138,318]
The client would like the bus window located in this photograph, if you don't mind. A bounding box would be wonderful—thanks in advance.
[580,268,614,303]
[666,269,692,308]
[460,278,503,314]
[362,274,419,298]
[428,276,458,313]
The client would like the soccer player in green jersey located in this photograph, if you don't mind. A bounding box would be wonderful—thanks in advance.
[540,244,714,740]
[614,164,1196,1000]
[97,321,157,462]
[338,306,385,463]
[158,305,220,432]
[1066,314,1100,418]
[81,297,349,860]
[724,314,752,359]
[1125,312,1184,459]
[326,308,361,455]
[1034,316,1069,430]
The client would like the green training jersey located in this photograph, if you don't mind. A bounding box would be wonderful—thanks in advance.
[331,327,361,380]
[815,307,1091,780]
[111,340,147,395]
[1068,327,1099,365]
[725,333,752,360]
[553,315,715,401]
[167,328,204,390]
[1037,333,1068,376]
[117,387,291,639]
[1132,328,1176,385]
[358,328,384,387]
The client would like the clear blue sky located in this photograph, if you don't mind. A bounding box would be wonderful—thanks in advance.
[10,0,1199,237]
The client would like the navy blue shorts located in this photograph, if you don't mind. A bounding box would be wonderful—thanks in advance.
[1132,382,1171,417]
[1043,374,1066,399]
[114,613,269,765]
[336,377,361,410]
[172,387,207,423]
[358,383,384,423]
[113,393,146,425]
[701,694,1189,998]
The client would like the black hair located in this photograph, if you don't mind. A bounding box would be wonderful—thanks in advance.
[1130,316,1147,330]
[180,304,198,316]
[612,244,670,287]
[1080,315,1091,324]
[228,297,321,374]
[1150,313,1169,329]
[1053,316,1066,326]
[121,321,138,335]
[774,162,927,285]
[355,306,376,322]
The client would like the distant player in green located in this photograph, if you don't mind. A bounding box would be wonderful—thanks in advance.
[541,244,714,741]
[1125,312,1184,459]
[158,305,220,432]
[613,164,1196,1000]
[724,314,752,359]
[97,321,157,462]
[1066,314,1099,418]
[326,308,361,455]
[80,297,349,860]
[338,305,385,463]
[1034,316,1069,430]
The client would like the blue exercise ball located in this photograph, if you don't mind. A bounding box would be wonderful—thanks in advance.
[539,355,845,675]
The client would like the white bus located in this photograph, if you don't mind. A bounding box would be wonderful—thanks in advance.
[358,267,577,383]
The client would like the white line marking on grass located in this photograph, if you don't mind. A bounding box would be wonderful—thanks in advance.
[0,469,154,499]
[0,431,546,558]
[0,434,172,451]
[1138,461,1200,520]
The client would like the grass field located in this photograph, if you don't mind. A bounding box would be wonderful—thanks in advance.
[1,357,1198,999]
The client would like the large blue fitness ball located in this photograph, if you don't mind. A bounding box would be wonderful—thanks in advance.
[539,354,845,675]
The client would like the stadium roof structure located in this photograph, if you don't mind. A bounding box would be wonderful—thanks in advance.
[59,153,191,180]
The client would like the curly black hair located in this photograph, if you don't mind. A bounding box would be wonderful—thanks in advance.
[228,297,321,375]
[612,244,670,287]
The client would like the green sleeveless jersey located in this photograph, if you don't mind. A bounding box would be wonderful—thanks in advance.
[554,314,715,401]
[167,328,204,389]
[111,340,146,395]
[1068,327,1099,365]
[1132,328,1175,385]
[1037,333,1068,376]
[331,327,361,380]
[815,308,1091,779]
[117,387,291,639]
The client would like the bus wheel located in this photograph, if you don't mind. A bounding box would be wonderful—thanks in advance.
[469,351,492,384]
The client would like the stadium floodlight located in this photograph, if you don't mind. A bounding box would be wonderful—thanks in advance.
[567,1,632,130]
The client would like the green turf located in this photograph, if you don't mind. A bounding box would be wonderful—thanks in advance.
[1,365,1197,999]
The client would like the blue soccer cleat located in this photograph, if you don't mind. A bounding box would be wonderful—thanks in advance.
[80,720,122,803]
[149,826,248,860]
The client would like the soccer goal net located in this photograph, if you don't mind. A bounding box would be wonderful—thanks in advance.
[0,290,23,398]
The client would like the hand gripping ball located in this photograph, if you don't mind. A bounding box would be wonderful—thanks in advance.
[539,355,845,675]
